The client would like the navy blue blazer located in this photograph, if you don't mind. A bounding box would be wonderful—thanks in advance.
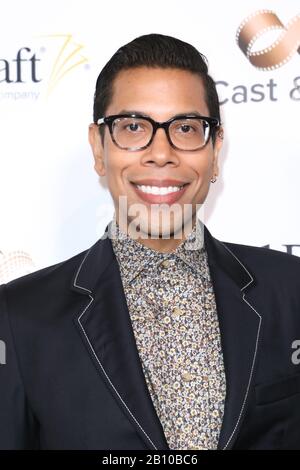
[0,224,300,450]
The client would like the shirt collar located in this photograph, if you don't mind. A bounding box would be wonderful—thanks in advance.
[108,213,210,286]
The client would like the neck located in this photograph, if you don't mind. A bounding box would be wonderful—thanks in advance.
[137,235,185,253]
[115,213,197,254]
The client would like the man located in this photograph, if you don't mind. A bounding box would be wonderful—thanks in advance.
[0,33,300,450]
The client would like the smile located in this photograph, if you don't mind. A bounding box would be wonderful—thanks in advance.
[135,184,184,195]
[131,182,189,204]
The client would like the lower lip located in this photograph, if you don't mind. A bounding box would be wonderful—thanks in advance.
[131,183,189,204]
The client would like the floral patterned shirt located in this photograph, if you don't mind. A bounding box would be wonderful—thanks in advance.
[108,215,226,450]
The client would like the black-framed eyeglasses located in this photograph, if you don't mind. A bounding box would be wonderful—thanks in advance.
[97,113,220,151]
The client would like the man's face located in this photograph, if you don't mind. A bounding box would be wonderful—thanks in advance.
[89,67,223,239]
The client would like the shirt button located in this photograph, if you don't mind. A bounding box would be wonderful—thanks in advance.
[163,316,171,324]
[173,307,183,316]
[161,259,170,268]
[182,371,194,381]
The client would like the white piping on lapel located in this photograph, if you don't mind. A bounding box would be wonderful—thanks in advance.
[219,242,262,450]
[73,249,158,450]
[72,239,262,451]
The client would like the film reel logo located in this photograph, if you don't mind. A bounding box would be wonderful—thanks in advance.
[236,10,300,70]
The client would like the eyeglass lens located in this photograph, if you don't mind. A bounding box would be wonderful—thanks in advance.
[111,117,210,150]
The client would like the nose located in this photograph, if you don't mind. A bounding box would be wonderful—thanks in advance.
[141,127,179,166]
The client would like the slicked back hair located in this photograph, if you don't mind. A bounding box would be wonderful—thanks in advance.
[93,33,220,145]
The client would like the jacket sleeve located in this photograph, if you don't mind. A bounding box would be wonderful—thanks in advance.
[0,284,40,449]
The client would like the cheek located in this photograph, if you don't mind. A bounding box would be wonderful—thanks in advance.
[103,139,121,172]
[192,153,214,181]
[103,147,132,195]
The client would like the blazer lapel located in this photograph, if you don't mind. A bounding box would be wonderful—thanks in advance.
[71,229,169,450]
[204,225,263,449]
[71,223,262,450]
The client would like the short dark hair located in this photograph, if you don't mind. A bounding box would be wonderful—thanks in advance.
[93,33,220,144]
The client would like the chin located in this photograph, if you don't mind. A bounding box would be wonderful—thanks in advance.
[139,218,189,240]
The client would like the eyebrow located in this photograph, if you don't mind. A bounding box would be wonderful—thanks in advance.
[117,109,206,119]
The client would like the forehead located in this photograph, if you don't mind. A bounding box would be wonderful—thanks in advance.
[106,67,209,119]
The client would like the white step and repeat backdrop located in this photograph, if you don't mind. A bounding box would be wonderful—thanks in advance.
[0,0,299,282]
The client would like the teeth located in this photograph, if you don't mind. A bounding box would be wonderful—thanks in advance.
[136,185,184,195]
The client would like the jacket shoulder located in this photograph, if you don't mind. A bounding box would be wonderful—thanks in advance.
[223,239,300,263]
[221,239,300,283]
[1,247,91,298]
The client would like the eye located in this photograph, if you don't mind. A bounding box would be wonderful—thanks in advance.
[174,122,198,134]
[128,123,139,131]
[173,119,208,136]
[124,121,145,132]
[178,124,194,133]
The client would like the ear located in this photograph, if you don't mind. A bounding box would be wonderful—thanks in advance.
[88,124,106,177]
[212,127,224,178]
